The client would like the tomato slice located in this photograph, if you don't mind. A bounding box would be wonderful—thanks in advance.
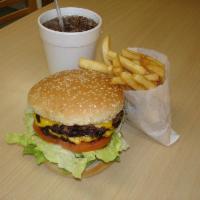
[33,124,111,153]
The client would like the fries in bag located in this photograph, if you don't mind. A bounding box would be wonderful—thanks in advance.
[125,48,180,146]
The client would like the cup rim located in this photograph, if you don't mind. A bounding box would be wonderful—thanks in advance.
[38,7,102,36]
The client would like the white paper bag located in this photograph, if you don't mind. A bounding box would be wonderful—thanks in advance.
[125,48,180,146]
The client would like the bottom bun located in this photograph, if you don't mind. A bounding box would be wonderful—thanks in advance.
[45,161,112,178]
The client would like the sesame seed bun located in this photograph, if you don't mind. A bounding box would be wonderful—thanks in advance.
[28,69,124,125]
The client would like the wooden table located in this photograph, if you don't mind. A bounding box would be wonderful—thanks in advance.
[1,0,200,199]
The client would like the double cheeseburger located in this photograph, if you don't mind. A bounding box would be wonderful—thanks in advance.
[7,69,128,179]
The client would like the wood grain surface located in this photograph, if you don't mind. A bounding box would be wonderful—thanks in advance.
[0,0,200,199]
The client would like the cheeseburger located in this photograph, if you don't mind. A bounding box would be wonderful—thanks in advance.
[7,69,128,178]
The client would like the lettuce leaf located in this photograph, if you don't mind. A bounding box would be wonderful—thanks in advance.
[23,144,46,165]
[83,132,128,163]
[6,133,46,165]
[6,110,129,179]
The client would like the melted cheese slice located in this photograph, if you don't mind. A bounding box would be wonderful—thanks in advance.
[34,114,58,127]
[68,130,114,144]
[95,121,113,129]
[34,114,114,129]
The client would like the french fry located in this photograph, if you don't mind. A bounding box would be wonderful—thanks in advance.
[144,73,160,81]
[133,74,156,89]
[132,60,141,66]
[107,65,113,73]
[120,71,145,90]
[112,66,123,76]
[121,49,141,61]
[79,58,112,74]
[107,50,117,60]
[145,64,165,78]
[111,76,126,85]
[119,55,148,75]
[145,55,164,68]
[81,35,166,90]
[102,36,112,65]
[112,55,121,68]
[140,56,151,66]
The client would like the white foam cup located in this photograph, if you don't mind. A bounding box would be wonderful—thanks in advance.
[38,7,102,73]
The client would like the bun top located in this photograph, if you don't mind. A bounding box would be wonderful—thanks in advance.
[28,69,124,125]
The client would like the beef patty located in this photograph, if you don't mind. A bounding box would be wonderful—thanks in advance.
[35,110,124,140]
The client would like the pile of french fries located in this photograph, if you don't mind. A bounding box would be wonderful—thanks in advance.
[79,36,165,90]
